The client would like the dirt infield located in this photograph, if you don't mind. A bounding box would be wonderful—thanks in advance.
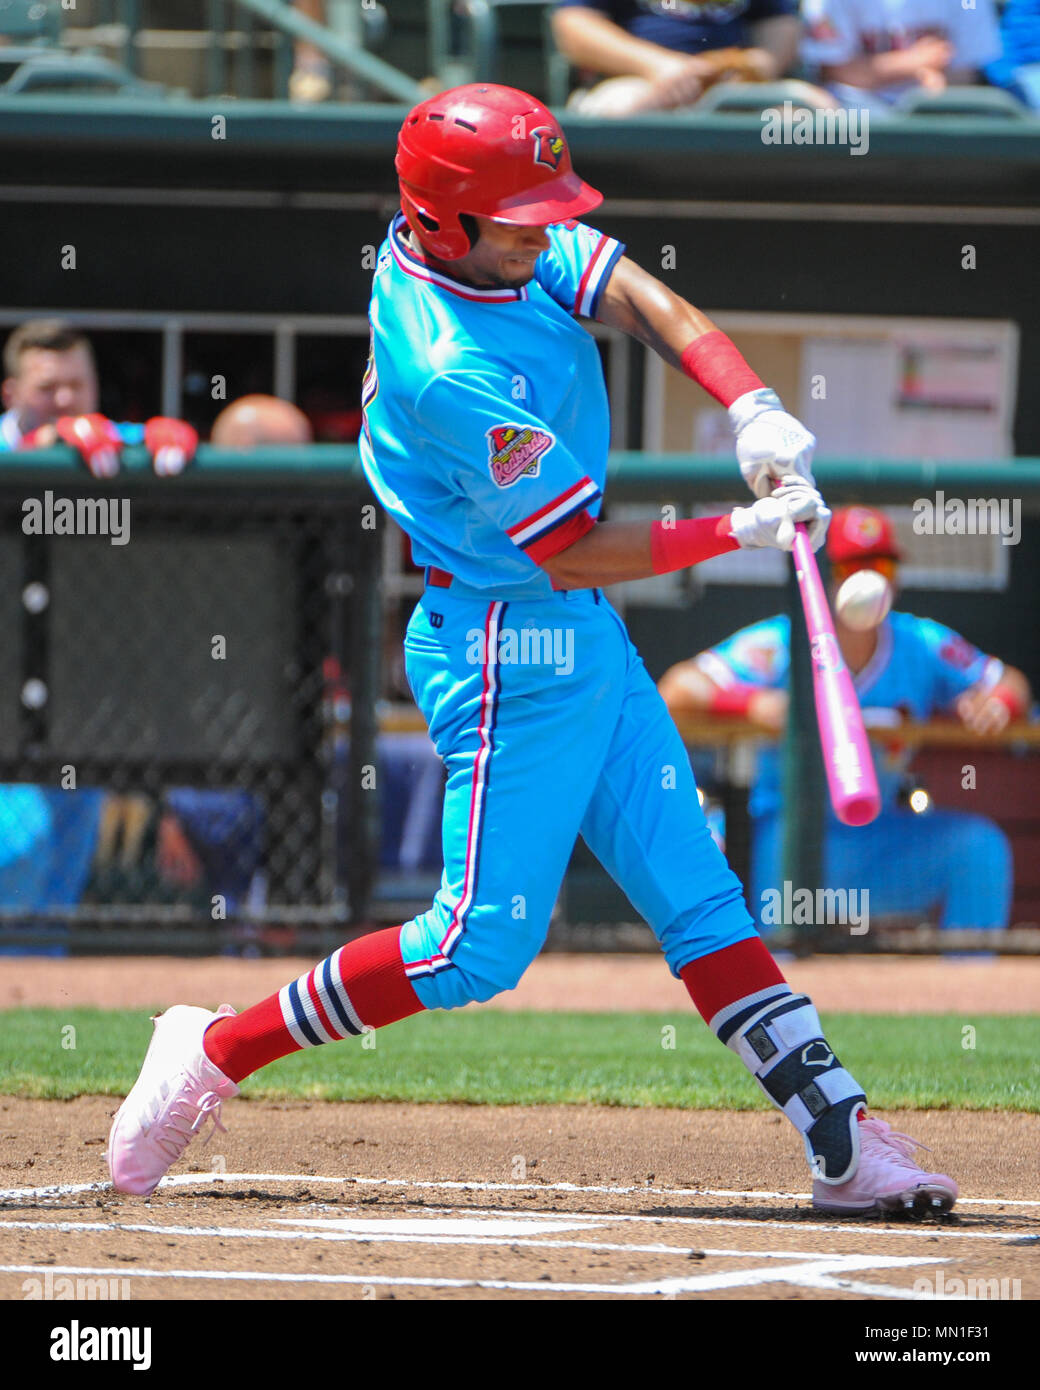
[5,952,1040,1013]
[1,954,1035,1301]
[0,1100,1036,1301]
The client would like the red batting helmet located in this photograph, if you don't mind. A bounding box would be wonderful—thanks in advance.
[826,507,904,564]
[395,83,603,261]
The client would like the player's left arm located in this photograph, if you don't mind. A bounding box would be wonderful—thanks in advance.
[596,255,817,499]
[923,618,1034,734]
[747,13,802,81]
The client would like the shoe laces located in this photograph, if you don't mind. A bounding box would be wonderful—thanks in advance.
[860,1117,932,1172]
[152,1077,228,1163]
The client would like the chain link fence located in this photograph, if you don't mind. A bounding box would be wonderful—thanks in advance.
[0,449,382,955]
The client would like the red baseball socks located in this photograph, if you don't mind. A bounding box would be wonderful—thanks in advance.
[203,927,424,1083]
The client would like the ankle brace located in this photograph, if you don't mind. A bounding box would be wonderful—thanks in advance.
[721,992,866,1184]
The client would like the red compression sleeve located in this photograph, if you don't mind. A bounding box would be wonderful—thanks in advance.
[708,684,757,716]
[651,515,739,574]
[989,686,1028,719]
[680,331,765,408]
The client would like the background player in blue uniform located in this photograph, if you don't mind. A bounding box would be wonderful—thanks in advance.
[660,506,1033,935]
[109,85,959,1218]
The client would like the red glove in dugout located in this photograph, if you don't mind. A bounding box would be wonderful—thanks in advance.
[53,413,123,478]
[145,416,198,476]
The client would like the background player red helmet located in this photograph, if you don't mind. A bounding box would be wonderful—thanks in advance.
[395,83,603,261]
[826,506,904,565]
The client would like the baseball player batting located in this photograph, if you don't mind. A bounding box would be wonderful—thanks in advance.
[108,84,957,1217]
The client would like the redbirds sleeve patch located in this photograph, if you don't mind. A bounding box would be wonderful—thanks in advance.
[939,635,982,672]
[486,424,555,487]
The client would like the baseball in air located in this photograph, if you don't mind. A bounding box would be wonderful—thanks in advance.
[835,570,893,631]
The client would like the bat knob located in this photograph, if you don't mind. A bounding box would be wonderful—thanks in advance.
[838,793,882,828]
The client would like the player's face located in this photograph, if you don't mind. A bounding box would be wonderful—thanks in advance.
[828,557,899,612]
[831,557,898,587]
[457,216,552,288]
[3,345,99,431]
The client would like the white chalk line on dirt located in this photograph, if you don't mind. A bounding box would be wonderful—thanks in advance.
[2,1172,1036,1209]
[465,1204,1034,1243]
[0,1255,950,1299]
[0,1200,1023,1256]
[0,1216,960,1268]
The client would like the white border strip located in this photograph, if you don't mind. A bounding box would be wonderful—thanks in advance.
[2,1172,1037,1208]
[0,1256,947,1298]
[0,1217,893,1263]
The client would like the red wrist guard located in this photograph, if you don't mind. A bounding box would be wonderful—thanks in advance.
[680,331,765,408]
[708,684,757,716]
[650,515,739,574]
[990,686,1027,720]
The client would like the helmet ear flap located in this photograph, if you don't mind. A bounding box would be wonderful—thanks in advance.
[400,188,471,260]
[458,213,480,251]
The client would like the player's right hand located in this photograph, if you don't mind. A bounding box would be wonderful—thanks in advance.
[729,476,831,552]
[54,413,123,478]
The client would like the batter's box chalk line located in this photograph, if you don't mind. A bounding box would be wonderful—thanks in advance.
[1,1173,1037,1209]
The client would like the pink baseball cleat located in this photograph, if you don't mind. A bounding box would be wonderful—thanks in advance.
[812,1116,958,1216]
[106,1004,239,1196]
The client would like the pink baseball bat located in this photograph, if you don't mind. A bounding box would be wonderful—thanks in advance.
[792,523,881,827]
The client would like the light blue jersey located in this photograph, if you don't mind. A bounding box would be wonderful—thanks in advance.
[358,212,760,1008]
[699,610,1003,818]
[699,610,1012,930]
[359,213,625,597]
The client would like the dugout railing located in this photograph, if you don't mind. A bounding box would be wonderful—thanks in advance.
[1,447,1038,956]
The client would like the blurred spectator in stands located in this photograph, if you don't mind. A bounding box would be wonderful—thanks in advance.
[1,318,197,476]
[985,0,1040,109]
[552,0,829,117]
[157,789,267,916]
[210,393,314,448]
[801,0,1003,113]
[658,507,1033,937]
[289,0,334,102]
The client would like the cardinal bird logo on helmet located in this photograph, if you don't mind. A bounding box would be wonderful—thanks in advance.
[846,508,884,548]
[531,126,565,170]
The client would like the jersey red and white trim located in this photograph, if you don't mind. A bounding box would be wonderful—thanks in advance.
[527,508,595,564]
[506,475,601,551]
[574,233,621,319]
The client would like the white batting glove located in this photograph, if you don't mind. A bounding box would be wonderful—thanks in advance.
[729,476,831,552]
[730,388,817,499]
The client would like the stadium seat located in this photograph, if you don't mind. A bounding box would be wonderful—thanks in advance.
[894,85,1032,120]
[693,80,837,115]
[0,0,163,98]
[0,0,62,43]
[0,0,62,85]
[2,51,166,97]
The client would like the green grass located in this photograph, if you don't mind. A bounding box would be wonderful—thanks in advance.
[1,1009,1036,1110]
